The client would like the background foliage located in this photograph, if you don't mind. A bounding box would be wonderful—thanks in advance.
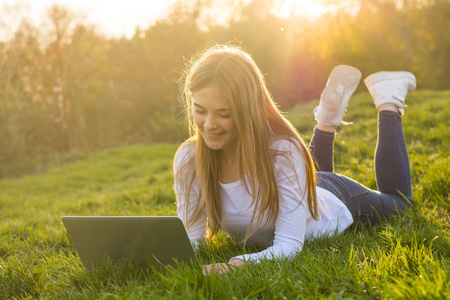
[0,0,449,178]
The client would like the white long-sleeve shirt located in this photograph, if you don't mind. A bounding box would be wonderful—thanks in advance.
[174,138,353,263]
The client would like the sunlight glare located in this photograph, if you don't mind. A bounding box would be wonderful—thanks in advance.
[275,0,327,19]
[0,0,179,40]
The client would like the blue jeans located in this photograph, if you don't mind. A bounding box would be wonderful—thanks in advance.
[309,111,412,225]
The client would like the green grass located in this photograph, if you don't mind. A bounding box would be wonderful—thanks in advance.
[1,90,449,299]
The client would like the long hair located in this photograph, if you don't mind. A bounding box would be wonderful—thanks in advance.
[175,44,318,243]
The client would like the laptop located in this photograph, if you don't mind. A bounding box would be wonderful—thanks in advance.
[62,216,199,270]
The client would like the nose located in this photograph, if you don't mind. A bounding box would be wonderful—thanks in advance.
[204,113,217,130]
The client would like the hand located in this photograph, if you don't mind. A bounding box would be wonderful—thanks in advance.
[202,259,244,275]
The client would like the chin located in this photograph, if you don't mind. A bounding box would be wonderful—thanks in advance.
[204,141,224,151]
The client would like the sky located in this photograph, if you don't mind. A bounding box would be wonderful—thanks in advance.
[0,0,179,40]
[0,0,328,41]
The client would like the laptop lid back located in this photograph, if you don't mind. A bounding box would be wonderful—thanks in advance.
[62,216,198,270]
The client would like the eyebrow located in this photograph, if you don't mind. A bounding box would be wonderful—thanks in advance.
[193,103,230,112]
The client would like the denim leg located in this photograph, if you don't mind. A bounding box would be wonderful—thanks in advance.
[375,111,413,202]
[310,110,412,225]
[309,127,335,172]
[317,172,409,225]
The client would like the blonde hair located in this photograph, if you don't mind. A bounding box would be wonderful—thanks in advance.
[175,44,318,243]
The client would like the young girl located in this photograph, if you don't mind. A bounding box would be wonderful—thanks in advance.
[173,45,415,274]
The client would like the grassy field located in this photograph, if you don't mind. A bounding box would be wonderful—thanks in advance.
[0,90,449,299]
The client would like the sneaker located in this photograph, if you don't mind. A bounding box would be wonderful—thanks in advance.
[364,71,416,114]
[314,65,362,127]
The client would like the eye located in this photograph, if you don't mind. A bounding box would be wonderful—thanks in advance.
[219,113,231,118]
[194,109,206,114]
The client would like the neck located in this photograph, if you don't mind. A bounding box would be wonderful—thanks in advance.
[220,150,237,165]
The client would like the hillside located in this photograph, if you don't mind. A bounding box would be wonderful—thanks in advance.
[0,90,448,299]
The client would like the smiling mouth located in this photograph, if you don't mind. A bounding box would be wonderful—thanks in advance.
[204,131,225,137]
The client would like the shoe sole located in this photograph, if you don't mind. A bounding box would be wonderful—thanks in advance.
[364,71,416,92]
[321,65,362,107]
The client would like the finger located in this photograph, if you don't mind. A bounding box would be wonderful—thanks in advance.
[202,264,211,276]
[216,263,229,274]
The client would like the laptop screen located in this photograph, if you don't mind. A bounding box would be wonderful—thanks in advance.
[62,216,198,270]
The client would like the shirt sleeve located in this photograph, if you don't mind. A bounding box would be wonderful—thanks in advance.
[173,145,206,241]
[229,139,309,263]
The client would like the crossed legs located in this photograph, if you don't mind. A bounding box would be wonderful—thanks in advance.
[308,68,415,224]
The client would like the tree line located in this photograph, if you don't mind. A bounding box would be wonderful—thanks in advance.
[0,0,448,178]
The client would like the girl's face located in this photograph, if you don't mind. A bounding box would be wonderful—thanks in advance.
[192,85,238,156]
